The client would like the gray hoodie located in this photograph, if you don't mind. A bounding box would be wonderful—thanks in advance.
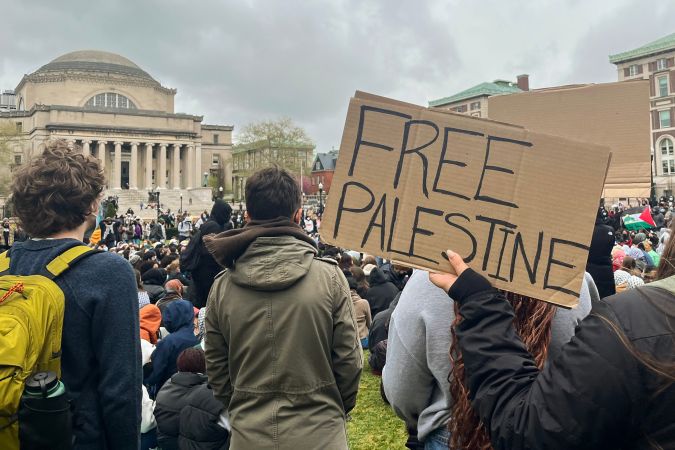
[383,270,598,442]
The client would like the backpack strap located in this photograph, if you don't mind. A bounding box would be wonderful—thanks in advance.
[44,245,99,279]
[0,245,98,279]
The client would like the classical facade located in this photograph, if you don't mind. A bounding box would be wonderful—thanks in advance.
[610,33,675,198]
[0,50,233,215]
[428,75,529,117]
[231,142,314,200]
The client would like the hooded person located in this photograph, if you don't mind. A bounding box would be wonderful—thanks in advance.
[202,166,361,450]
[585,207,616,299]
[142,267,167,303]
[366,267,400,318]
[187,199,233,308]
[145,300,200,392]
[140,304,162,345]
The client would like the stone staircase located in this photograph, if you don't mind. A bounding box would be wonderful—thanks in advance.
[105,188,221,220]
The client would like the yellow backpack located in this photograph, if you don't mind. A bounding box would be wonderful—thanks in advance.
[0,245,96,450]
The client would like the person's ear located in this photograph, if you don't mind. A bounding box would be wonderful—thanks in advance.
[293,208,302,224]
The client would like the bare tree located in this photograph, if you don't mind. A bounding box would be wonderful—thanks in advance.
[236,117,313,148]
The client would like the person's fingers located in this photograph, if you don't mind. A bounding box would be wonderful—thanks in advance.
[445,250,469,275]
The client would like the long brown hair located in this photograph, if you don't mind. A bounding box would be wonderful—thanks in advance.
[656,221,675,280]
[448,293,557,450]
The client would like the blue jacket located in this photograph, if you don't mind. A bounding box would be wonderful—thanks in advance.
[9,239,141,450]
[146,300,199,391]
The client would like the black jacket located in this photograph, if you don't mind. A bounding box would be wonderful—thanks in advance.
[366,268,400,318]
[585,221,616,299]
[368,292,401,352]
[155,372,208,450]
[448,269,675,450]
[179,384,230,449]
[190,200,233,308]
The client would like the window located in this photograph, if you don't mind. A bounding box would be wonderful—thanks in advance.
[663,160,675,175]
[213,134,219,144]
[661,139,675,175]
[14,155,21,165]
[629,64,640,76]
[470,101,481,110]
[15,122,21,132]
[84,92,137,109]
[657,58,668,70]
[659,76,669,97]
[212,154,220,165]
[660,110,671,129]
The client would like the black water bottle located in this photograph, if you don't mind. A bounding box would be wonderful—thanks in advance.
[19,371,72,450]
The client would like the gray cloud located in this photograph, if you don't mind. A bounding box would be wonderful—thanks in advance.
[0,0,671,150]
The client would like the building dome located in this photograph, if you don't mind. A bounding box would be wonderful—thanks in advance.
[32,50,158,84]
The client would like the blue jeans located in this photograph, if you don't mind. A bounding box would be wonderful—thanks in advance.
[425,427,450,450]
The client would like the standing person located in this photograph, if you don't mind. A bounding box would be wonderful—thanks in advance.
[177,213,193,241]
[3,141,141,448]
[586,208,616,298]
[429,248,674,449]
[2,218,10,249]
[203,167,362,450]
[184,199,232,308]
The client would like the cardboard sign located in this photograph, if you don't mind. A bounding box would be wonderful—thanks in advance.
[322,92,612,308]
[488,81,650,198]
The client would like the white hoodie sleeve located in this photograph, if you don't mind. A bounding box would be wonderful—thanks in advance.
[140,386,156,434]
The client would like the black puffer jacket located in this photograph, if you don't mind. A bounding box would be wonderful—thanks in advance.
[447,268,675,450]
[366,268,399,318]
[191,200,233,308]
[179,384,230,449]
[154,372,207,450]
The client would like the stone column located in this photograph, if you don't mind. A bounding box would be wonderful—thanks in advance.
[187,144,195,189]
[130,143,138,189]
[195,144,202,188]
[82,140,91,156]
[145,143,153,189]
[172,143,181,189]
[158,144,167,189]
[97,141,106,171]
[113,142,122,189]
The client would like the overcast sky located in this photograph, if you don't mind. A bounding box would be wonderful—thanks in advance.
[1,0,673,151]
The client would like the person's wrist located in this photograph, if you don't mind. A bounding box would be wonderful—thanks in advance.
[447,269,493,302]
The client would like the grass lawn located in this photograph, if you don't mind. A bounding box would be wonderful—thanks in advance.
[347,351,408,450]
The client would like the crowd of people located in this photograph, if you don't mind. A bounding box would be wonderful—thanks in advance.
[0,140,672,450]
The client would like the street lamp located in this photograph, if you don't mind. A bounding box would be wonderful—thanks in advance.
[219,186,224,199]
[203,172,208,188]
[318,182,324,218]
[179,193,183,213]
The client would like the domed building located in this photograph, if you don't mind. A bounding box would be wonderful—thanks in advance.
[0,50,233,215]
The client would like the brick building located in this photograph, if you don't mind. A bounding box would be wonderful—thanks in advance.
[610,33,675,197]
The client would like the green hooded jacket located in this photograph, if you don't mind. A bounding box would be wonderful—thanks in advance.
[204,236,362,450]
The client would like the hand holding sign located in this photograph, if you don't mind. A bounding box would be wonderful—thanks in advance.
[429,250,470,293]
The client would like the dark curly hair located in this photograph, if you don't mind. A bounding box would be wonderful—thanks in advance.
[11,140,105,237]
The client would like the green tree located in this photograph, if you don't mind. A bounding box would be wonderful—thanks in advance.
[236,117,313,148]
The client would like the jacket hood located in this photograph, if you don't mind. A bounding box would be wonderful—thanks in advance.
[369,267,388,286]
[229,236,317,291]
[141,268,165,286]
[162,299,195,333]
[210,199,232,226]
[139,304,162,344]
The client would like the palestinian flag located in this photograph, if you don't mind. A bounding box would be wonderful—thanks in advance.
[622,207,656,231]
